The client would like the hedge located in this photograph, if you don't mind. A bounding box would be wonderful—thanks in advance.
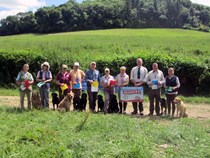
[0,51,209,96]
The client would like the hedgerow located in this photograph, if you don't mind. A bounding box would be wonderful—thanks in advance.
[1,50,209,95]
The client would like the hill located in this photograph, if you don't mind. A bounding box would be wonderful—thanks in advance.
[0,0,210,35]
[0,29,209,95]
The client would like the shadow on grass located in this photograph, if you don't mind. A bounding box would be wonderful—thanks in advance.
[0,106,51,114]
[129,114,179,121]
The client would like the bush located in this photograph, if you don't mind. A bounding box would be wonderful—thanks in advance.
[96,51,210,95]
[0,50,209,95]
[198,25,210,32]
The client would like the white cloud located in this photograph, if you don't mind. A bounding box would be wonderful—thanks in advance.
[191,0,210,6]
[0,0,46,20]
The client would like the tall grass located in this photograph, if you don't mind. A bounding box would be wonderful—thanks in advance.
[0,29,210,69]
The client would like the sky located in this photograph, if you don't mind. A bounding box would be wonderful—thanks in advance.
[0,0,209,20]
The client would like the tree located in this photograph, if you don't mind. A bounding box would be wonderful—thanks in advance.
[199,9,210,25]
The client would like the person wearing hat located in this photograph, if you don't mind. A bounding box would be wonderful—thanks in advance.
[16,64,34,109]
[100,68,115,114]
[116,66,129,114]
[36,61,52,108]
[70,62,85,111]
[85,62,100,112]
[56,64,72,102]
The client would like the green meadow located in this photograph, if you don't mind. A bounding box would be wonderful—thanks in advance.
[0,107,209,158]
[0,29,210,157]
[0,28,210,68]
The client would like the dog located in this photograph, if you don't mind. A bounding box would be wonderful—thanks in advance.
[31,91,41,109]
[80,93,87,111]
[97,94,104,112]
[57,93,73,112]
[108,94,119,113]
[174,97,188,118]
[51,92,60,110]
[160,98,167,115]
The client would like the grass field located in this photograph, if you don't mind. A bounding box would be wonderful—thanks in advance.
[1,29,210,68]
[0,107,210,158]
[1,29,210,157]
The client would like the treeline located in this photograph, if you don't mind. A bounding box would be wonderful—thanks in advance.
[0,0,210,35]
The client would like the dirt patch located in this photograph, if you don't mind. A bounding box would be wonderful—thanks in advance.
[0,96,210,121]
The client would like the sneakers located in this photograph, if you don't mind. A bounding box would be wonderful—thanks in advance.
[140,112,144,116]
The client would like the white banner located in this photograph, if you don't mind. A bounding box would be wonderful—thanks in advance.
[120,87,144,102]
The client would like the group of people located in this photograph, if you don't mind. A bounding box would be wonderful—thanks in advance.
[16,58,180,116]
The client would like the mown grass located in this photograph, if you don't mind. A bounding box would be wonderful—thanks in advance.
[0,106,209,158]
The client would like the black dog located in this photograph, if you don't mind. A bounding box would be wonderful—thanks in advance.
[97,94,104,112]
[160,98,167,115]
[108,94,119,113]
[51,92,60,110]
[80,93,87,111]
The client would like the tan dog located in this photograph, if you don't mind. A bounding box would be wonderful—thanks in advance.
[174,97,188,118]
[57,93,74,112]
[32,91,41,109]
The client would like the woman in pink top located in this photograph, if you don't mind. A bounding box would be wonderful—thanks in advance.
[56,64,71,101]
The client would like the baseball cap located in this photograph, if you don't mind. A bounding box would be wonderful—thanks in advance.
[74,62,80,66]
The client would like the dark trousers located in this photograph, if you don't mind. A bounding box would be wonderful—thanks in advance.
[72,89,81,110]
[58,88,69,101]
[39,86,49,108]
[166,94,177,116]
[119,102,127,112]
[132,102,144,113]
[87,86,98,112]
[149,89,160,115]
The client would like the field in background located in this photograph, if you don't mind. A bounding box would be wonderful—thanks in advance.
[0,28,210,69]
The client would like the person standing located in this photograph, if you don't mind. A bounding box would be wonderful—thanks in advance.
[70,62,85,111]
[16,64,34,109]
[100,68,115,114]
[146,63,165,116]
[130,58,148,115]
[164,68,180,116]
[116,66,129,114]
[36,62,52,108]
[56,64,72,101]
[85,62,100,112]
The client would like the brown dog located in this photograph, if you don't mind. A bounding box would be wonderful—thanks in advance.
[31,91,41,109]
[57,93,74,112]
[174,97,188,118]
